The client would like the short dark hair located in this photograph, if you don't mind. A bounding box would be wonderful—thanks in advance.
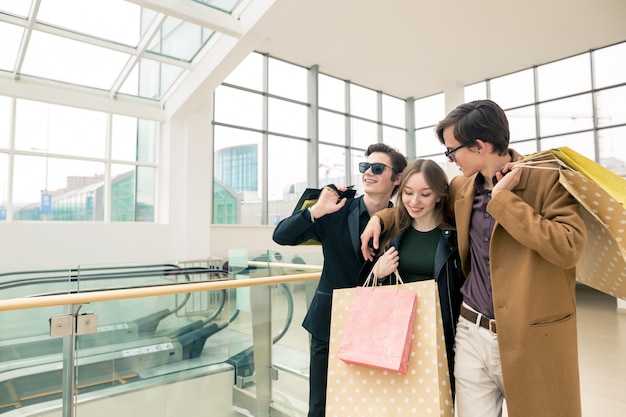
[436,99,510,156]
[365,143,408,195]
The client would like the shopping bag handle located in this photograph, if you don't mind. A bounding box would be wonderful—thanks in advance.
[362,256,405,289]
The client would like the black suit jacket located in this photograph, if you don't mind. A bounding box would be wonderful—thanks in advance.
[272,196,368,342]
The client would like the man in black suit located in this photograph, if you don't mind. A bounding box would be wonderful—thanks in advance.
[272,143,407,417]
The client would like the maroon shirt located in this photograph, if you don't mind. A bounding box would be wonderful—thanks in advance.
[460,172,498,319]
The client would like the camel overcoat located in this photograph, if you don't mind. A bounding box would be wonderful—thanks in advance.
[378,150,587,417]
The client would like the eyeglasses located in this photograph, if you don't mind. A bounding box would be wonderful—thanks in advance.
[358,162,395,175]
[444,144,467,162]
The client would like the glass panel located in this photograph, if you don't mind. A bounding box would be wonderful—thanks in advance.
[540,131,595,160]
[0,153,7,221]
[13,156,105,221]
[148,16,212,62]
[22,31,129,91]
[350,148,367,195]
[510,140,538,156]
[268,58,308,102]
[110,164,155,222]
[268,98,308,138]
[15,99,106,159]
[138,119,158,164]
[382,94,405,128]
[0,1,30,16]
[213,126,262,225]
[593,42,626,89]
[538,94,593,137]
[223,52,263,91]
[268,136,307,224]
[537,54,591,101]
[319,73,345,112]
[0,22,22,71]
[350,118,377,150]
[319,144,347,187]
[414,93,445,129]
[319,110,345,145]
[112,116,157,163]
[595,86,626,128]
[415,127,441,157]
[194,0,241,13]
[382,126,406,156]
[132,57,186,100]
[506,105,537,142]
[0,96,10,149]
[349,84,377,120]
[464,82,487,102]
[598,126,626,172]
[214,85,263,130]
[37,0,141,46]
[490,69,535,109]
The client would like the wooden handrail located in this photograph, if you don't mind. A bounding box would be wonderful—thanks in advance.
[0,272,321,312]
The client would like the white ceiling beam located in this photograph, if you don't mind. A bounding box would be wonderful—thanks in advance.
[128,0,242,38]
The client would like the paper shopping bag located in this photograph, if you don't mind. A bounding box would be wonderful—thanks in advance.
[327,280,454,417]
[335,285,417,373]
[518,147,626,299]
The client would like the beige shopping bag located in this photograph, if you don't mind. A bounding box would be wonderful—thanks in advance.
[327,280,454,417]
[517,147,626,299]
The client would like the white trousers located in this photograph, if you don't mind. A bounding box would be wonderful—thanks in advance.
[454,303,505,417]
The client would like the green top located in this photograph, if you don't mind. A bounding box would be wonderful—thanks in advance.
[397,227,439,282]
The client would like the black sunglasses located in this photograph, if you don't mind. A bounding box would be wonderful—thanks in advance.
[359,162,395,175]
[444,144,468,162]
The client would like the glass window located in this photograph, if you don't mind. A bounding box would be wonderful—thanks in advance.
[0,22,22,72]
[0,153,7,221]
[213,126,262,224]
[537,54,591,101]
[593,42,626,89]
[382,126,406,156]
[23,31,129,91]
[0,96,10,149]
[15,100,106,159]
[490,69,535,109]
[214,85,263,130]
[111,164,155,222]
[268,98,308,138]
[319,144,347,187]
[223,52,264,91]
[319,74,346,112]
[464,82,487,102]
[37,0,141,47]
[598,126,626,170]
[269,58,308,102]
[382,94,405,128]
[540,131,595,161]
[350,148,366,195]
[148,17,212,62]
[415,127,441,157]
[13,156,105,221]
[538,94,593,137]
[595,86,626,128]
[319,110,345,145]
[506,106,537,142]
[414,93,444,129]
[349,84,377,120]
[509,140,538,156]
[126,57,185,100]
[350,118,378,150]
[112,117,157,163]
[268,136,307,224]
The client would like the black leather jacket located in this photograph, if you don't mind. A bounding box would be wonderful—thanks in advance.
[360,227,465,394]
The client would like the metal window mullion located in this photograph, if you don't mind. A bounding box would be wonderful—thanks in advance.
[261,54,269,225]
[406,97,416,160]
[308,65,320,188]
[532,66,541,150]
[344,81,351,185]
[589,50,600,163]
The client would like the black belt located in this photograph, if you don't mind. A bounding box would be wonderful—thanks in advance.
[461,305,497,334]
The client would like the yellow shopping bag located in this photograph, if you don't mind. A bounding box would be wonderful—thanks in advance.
[518,147,626,299]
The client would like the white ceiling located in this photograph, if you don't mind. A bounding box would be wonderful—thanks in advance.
[250,0,626,100]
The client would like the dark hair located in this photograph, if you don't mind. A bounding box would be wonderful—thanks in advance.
[365,143,408,196]
[381,159,451,250]
[435,99,509,156]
